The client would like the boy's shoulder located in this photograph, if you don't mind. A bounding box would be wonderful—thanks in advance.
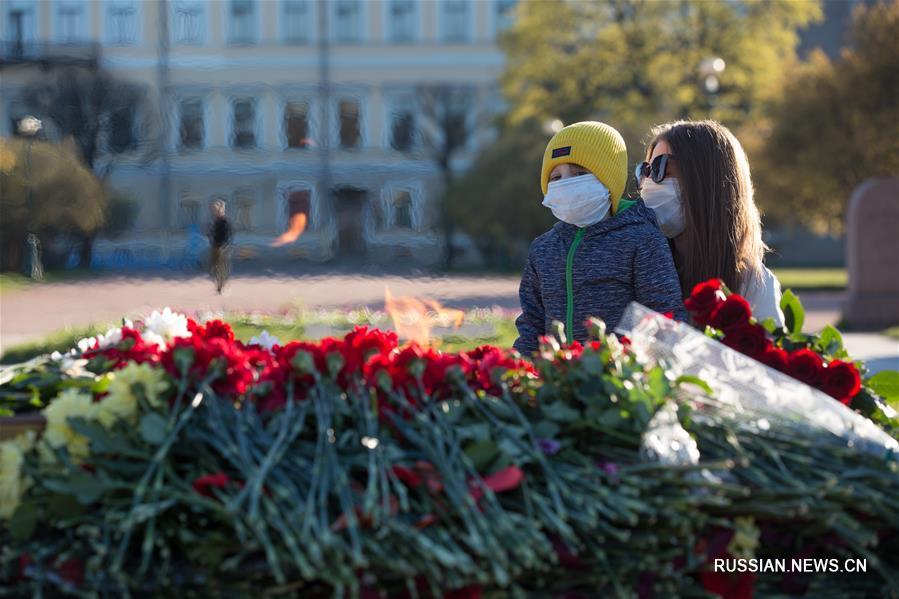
[606,201,666,239]
[529,222,564,251]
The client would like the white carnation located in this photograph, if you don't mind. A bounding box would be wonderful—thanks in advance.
[143,307,190,347]
[76,336,98,353]
[249,330,281,351]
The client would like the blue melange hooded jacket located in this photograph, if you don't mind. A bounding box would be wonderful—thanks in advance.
[513,200,687,356]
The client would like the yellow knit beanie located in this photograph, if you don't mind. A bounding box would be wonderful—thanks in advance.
[540,121,628,214]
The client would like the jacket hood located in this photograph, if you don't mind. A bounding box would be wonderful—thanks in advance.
[551,199,659,242]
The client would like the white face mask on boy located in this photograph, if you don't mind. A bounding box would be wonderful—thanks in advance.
[641,178,685,238]
[542,174,611,228]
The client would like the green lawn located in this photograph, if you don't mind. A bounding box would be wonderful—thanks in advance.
[1,310,521,365]
[0,323,111,365]
[0,273,32,295]
[772,268,847,291]
[0,269,102,296]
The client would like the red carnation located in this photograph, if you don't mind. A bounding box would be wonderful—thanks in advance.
[722,323,768,360]
[160,335,255,398]
[192,471,231,497]
[469,465,525,502]
[202,319,235,343]
[787,349,825,387]
[391,465,424,488]
[709,295,752,332]
[758,344,789,373]
[56,558,85,587]
[82,326,162,369]
[684,279,726,327]
[821,360,862,405]
[186,317,205,337]
[699,558,755,599]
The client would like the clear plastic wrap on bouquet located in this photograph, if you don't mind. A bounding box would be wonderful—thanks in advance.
[616,302,899,457]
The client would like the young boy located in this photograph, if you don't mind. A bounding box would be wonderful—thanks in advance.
[513,121,686,356]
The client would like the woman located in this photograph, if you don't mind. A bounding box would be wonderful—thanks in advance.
[636,120,785,326]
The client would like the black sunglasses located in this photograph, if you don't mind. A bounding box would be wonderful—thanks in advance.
[634,154,674,189]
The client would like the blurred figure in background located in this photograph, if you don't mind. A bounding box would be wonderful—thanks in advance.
[208,199,232,294]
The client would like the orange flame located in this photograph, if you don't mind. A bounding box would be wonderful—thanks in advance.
[271,213,308,247]
[384,287,465,346]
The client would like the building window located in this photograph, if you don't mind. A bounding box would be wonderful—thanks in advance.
[178,193,201,229]
[441,0,470,43]
[392,190,413,229]
[285,189,312,229]
[106,0,137,45]
[173,0,204,45]
[232,99,256,149]
[388,0,416,43]
[283,0,311,44]
[6,2,37,53]
[338,99,360,149]
[229,0,257,45]
[108,108,136,153]
[179,98,204,150]
[56,1,88,43]
[233,188,255,232]
[333,0,361,43]
[284,101,311,149]
[495,0,517,34]
[390,96,416,152]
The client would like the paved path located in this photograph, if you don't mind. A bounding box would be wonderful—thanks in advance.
[0,273,522,352]
[1,275,896,368]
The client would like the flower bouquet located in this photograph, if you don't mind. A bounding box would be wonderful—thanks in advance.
[0,289,897,597]
[682,279,898,436]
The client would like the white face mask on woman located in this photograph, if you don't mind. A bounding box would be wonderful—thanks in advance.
[641,178,685,238]
[542,174,611,228]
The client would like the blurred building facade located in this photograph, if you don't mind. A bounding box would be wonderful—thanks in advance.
[1,0,515,267]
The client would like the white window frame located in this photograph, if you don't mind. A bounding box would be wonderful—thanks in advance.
[177,190,203,230]
[276,181,319,232]
[229,96,262,150]
[381,181,425,231]
[383,92,419,151]
[330,0,368,44]
[175,95,208,152]
[103,0,140,46]
[101,100,141,154]
[383,0,420,44]
[4,1,38,46]
[231,186,258,232]
[281,0,316,45]
[278,93,318,150]
[171,0,206,46]
[53,0,91,43]
[227,0,260,46]
[439,0,473,44]
[332,92,367,150]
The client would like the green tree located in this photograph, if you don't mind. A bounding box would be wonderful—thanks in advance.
[22,66,152,266]
[451,0,821,266]
[0,138,106,271]
[751,0,899,234]
[448,124,555,268]
[501,0,821,154]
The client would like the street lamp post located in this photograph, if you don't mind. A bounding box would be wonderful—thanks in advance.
[18,116,43,281]
[699,57,726,114]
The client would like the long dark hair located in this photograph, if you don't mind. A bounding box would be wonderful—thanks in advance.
[647,120,766,296]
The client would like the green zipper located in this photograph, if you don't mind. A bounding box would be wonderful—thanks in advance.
[565,228,585,342]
